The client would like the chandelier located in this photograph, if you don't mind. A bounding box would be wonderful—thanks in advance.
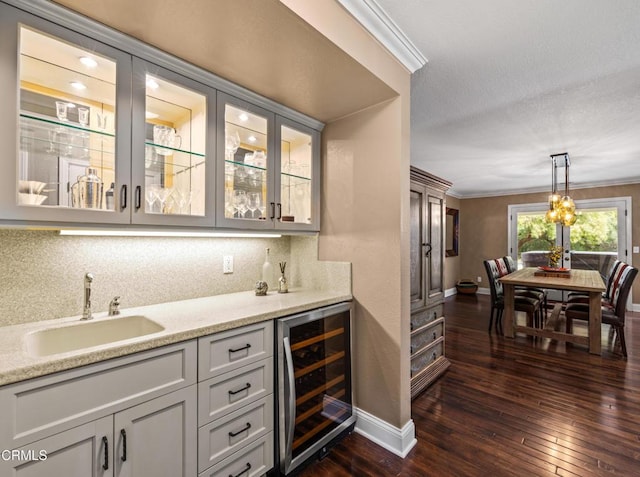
[545,152,577,226]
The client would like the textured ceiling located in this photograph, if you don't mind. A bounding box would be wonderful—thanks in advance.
[376,0,640,197]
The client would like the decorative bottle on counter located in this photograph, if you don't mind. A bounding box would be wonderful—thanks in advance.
[278,261,288,293]
[262,248,274,289]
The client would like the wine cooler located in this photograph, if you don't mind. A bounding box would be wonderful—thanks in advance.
[276,302,355,475]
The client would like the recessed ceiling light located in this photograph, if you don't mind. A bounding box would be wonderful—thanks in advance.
[79,56,97,68]
[70,81,86,90]
[145,111,159,119]
[248,135,257,143]
[239,113,249,122]
[146,77,159,90]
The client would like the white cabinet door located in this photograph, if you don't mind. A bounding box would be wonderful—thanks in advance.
[130,58,216,227]
[5,416,113,477]
[113,386,197,477]
[0,3,132,224]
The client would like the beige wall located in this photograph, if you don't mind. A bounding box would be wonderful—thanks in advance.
[459,184,640,303]
[285,1,413,429]
[445,195,461,291]
[320,98,410,428]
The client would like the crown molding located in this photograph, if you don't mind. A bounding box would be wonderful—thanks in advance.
[336,0,427,73]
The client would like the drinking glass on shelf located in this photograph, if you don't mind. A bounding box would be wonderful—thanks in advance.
[233,190,248,218]
[174,188,198,214]
[155,187,173,214]
[225,130,240,160]
[146,184,160,213]
[78,107,89,128]
[247,192,261,219]
[55,101,68,122]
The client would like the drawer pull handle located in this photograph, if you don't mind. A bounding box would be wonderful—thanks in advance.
[229,343,251,353]
[228,422,251,437]
[102,436,109,470]
[120,429,127,462]
[432,352,437,361]
[229,382,252,395]
[433,332,437,340]
[229,462,251,477]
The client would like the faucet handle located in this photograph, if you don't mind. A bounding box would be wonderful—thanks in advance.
[109,296,121,316]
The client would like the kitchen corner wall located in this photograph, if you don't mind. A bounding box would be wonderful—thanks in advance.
[0,230,348,327]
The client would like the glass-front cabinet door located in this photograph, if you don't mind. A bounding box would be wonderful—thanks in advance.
[217,92,275,229]
[0,7,132,223]
[216,93,320,230]
[276,117,320,231]
[131,59,214,226]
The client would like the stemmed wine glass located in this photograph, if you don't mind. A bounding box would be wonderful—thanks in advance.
[146,184,160,213]
[233,190,248,218]
[156,187,173,214]
[247,192,261,219]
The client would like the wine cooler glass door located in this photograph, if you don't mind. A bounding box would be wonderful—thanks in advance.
[278,302,354,475]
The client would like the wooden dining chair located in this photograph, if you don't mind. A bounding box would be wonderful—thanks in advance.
[564,263,637,357]
[483,259,542,333]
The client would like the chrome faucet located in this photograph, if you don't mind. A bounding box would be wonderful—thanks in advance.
[108,296,121,316]
[81,273,94,320]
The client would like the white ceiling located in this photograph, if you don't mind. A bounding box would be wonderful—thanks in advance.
[375,0,640,197]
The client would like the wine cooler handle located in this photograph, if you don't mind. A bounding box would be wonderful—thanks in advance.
[283,336,296,468]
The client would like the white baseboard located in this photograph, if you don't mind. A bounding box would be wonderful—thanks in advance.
[477,287,490,295]
[631,303,640,312]
[445,287,457,297]
[354,407,417,458]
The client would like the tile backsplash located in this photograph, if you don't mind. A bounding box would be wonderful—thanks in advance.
[0,230,350,326]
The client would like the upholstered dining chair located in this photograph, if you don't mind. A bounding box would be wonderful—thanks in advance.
[566,259,623,304]
[564,263,637,357]
[483,259,543,333]
[503,255,548,322]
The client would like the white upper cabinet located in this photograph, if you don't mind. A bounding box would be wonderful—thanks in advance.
[131,58,215,226]
[0,2,321,232]
[0,6,132,224]
[216,93,320,231]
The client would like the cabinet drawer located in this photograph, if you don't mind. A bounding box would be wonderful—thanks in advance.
[198,357,273,425]
[410,318,444,355]
[198,394,273,472]
[410,339,444,377]
[411,304,443,331]
[198,321,273,381]
[199,432,273,477]
[0,340,196,449]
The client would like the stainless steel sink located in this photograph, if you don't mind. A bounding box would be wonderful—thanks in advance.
[26,315,165,357]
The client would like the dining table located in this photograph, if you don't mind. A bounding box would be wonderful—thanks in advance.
[499,267,606,355]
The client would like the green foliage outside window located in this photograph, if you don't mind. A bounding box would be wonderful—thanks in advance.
[518,210,617,253]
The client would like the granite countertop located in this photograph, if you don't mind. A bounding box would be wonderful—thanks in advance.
[0,288,352,386]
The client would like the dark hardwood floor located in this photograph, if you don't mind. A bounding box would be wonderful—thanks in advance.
[298,293,640,476]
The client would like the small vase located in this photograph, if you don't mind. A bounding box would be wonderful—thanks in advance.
[278,274,288,293]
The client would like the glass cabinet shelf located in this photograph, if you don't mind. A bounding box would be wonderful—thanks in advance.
[20,114,115,158]
[21,113,115,138]
[144,141,204,159]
